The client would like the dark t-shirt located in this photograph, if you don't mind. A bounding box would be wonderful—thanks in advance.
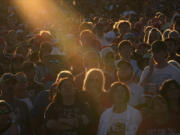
[27,81,45,102]
[44,101,91,135]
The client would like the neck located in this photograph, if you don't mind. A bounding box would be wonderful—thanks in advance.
[156,61,168,68]
[113,103,127,113]
[62,96,75,106]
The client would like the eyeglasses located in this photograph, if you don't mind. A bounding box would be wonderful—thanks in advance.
[0,109,10,115]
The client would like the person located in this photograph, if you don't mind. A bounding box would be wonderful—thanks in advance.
[31,70,74,135]
[165,38,180,63]
[22,61,45,102]
[117,20,132,40]
[140,40,180,89]
[0,100,19,135]
[82,68,111,134]
[117,60,145,107]
[14,72,33,111]
[44,78,91,135]
[98,82,142,135]
[0,73,32,135]
[136,95,180,135]
[116,40,141,80]
[100,47,116,89]
[160,79,180,121]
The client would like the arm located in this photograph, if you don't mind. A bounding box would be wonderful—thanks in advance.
[139,58,154,87]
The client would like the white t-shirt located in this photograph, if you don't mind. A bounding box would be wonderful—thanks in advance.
[139,64,180,88]
[128,83,145,106]
[98,105,142,135]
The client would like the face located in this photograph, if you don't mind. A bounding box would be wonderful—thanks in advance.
[152,98,168,114]
[24,69,36,81]
[60,80,76,97]
[86,75,102,95]
[117,65,133,82]
[103,52,115,66]
[0,105,11,132]
[152,50,167,64]
[119,45,132,59]
[112,86,128,105]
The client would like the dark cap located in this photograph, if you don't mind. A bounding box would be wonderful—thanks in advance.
[0,73,17,84]
[151,40,167,53]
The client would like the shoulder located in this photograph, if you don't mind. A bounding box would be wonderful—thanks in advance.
[101,107,113,118]
[127,105,142,117]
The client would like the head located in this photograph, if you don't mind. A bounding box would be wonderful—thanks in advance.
[14,72,28,96]
[164,38,177,55]
[150,95,168,115]
[100,47,115,68]
[83,68,105,95]
[0,100,12,134]
[109,82,130,105]
[118,40,133,59]
[151,40,168,64]
[22,61,36,81]
[83,51,100,69]
[160,79,180,111]
[14,45,28,58]
[53,78,77,103]
[0,73,17,99]
[117,20,131,35]
[116,61,133,82]
[147,28,162,44]
[162,29,172,41]
[168,30,180,39]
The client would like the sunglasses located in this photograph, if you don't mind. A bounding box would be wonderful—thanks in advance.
[0,109,10,115]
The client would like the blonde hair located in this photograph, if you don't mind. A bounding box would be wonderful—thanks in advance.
[83,68,105,92]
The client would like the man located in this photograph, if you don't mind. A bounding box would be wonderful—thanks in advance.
[117,60,145,107]
[0,73,32,135]
[140,40,180,89]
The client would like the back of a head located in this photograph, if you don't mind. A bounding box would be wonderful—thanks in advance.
[147,28,162,44]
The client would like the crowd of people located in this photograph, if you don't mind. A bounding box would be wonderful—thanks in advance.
[0,0,180,135]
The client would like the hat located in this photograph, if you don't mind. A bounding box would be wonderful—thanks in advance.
[0,73,17,84]
[151,40,167,52]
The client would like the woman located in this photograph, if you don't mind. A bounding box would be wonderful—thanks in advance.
[137,95,180,135]
[82,68,111,134]
[44,78,91,135]
[98,82,142,135]
[0,100,19,135]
